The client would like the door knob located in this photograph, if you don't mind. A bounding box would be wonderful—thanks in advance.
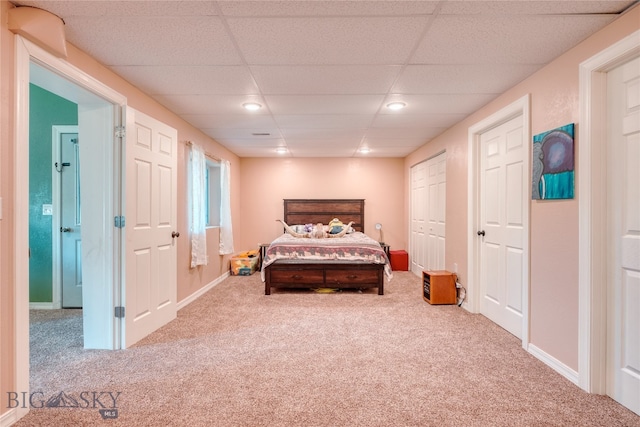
[60,227,72,233]
[477,230,485,236]
[171,231,180,238]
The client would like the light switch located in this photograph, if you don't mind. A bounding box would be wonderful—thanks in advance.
[42,204,53,216]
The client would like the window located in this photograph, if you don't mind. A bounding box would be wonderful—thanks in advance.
[205,160,221,227]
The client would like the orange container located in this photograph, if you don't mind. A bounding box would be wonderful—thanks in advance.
[389,250,408,271]
[230,250,260,275]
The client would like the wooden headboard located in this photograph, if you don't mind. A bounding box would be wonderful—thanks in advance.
[283,199,365,233]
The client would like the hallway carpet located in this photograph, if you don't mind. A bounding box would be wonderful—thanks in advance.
[18,272,639,426]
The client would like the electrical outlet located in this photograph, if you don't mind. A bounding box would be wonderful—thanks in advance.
[452,262,458,273]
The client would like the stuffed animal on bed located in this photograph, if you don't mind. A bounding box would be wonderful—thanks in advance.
[277,219,354,238]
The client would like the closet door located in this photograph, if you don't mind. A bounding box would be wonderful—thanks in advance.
[425,152,446,271]
[410,162,427,275]
[410,152,446,276]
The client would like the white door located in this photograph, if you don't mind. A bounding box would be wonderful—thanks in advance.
[606,56,640,415]
[60,132,82,308]
[124,108,178,347]
[478,115,525,338]
[426,152,446,271]
[411,162,427,275]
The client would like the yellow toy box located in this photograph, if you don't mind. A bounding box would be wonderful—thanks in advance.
[230,250,260,276]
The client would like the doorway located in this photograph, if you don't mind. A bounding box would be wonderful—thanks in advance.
[578,30,640,415]
[14,36,126,419]
[467,95,531,348]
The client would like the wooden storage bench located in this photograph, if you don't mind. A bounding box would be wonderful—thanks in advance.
[264,261,384,295]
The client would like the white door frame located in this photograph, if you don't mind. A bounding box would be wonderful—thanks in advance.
[578,30,640,394]
[467,94,531,349]
[51,125,79,310]
[14,36,126,419]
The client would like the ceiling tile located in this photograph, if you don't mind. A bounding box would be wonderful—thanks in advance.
[201,135,285,148]
[274,115,373,129]
[412,14,617,64]
[226,16,429,65]
[380,94,497,115]
[362,137,431,147]
[62,15,242,66]
[266,95,385,115]
[17,1,222,16]
[284,138,362,147]
[365,127,446,140]
[372,113,467,129]
[112,66,259,95]
[155,95,267,115]
[439,1,635,15]
[181,114,278,129]
[219,1,439,17]
[201,128,283,140]
[251,65,402,94]
[281,128,366,140]
[393,64,543,94]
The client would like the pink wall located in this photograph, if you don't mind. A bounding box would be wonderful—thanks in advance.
[405,6,640,371]
[238,157,405,252]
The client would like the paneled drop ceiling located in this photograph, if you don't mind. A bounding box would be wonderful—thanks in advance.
[15,0,638,157]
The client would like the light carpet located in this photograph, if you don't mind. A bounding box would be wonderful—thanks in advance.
[17,272,639,426]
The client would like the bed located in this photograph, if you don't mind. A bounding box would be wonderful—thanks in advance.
[261,199,392,295]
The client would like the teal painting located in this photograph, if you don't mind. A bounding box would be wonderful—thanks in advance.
[532,123,575,200]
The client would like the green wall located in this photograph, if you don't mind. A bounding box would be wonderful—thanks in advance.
[29,84,78,303]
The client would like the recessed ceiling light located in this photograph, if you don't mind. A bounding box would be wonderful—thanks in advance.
[275,147,287,154]
[243,102,262,111]
[386,102,406,111]
[358,147,371,154]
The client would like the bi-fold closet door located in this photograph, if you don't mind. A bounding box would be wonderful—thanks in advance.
[410,152,446,276]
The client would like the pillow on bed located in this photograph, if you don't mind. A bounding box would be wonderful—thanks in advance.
[288,224,315,234]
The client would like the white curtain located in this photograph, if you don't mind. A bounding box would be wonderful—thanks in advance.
[190,143,208,267]
[219,159,234,255]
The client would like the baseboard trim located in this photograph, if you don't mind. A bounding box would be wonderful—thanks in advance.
[28,302,55,310]
[177,272,230,311]
[0,408,18,427]
[528,343,579,386]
